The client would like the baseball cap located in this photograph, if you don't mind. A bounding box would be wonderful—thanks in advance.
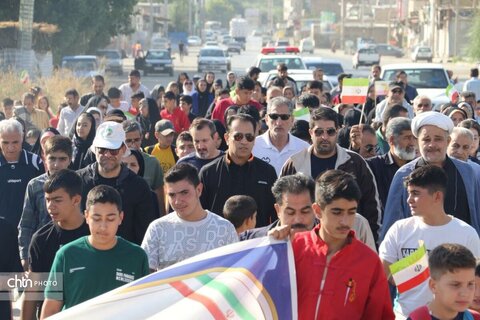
[389,81,404,91]
[91,121,130,156]
[215,79,223,86]
[155,119,175,136]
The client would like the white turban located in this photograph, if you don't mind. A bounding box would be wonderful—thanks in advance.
[411,111,454,137]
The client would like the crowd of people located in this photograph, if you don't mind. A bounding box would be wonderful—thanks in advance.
[2,62,480,319]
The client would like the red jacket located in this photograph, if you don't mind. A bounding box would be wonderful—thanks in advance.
[292,225,394,320]
[211,97,263,125]
[160,107,190,133]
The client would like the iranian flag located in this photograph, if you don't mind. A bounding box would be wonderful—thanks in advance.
[341,78,369,104]
[389,243,430,294]
[446,83,459,103]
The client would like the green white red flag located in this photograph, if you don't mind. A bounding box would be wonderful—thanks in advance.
[389,242,430,294]
[446,83,459,103]
[341,78,369,104]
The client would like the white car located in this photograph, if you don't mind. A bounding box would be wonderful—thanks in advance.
[261,69,333,94]
[352,47,380,69]
[187,36,202,46]
[302,57,345,87]
[381,63,450,110]
[411,46,433,62]
[299,38,315,54]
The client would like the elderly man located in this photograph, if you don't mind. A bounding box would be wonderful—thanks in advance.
[0,119,44,228]
[281,107,382,241]
[374,81,414,123]
[253,97,309,175]
[366,117,416,217]
[412,95,432,114]
[460,91,479,118]
[380,111,480,239]
[447,127,480,181]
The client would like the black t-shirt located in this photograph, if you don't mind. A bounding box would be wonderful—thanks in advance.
[416,157,470,225]
[177,151,224,172]
[29,220,90,272]
[311,153,337,181]
[0,218,23,320]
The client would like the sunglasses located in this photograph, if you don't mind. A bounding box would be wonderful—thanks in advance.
[313,128,337,137]
[232,132,255,142]
[365,144,376,153]
[97,146,122,155]
[125,138,141,144]
[269,113,291,121]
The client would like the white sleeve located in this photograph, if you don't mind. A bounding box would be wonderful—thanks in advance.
[378,222,400,263]
[467,230,480,258]
[141,222,160,270]
[57,109,66,136]
[226,223,239,244]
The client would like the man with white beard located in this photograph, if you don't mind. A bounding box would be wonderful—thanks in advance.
[366,117,416,219]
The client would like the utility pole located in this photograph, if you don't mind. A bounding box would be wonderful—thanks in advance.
[188,0,192,35]
[148,0,154,47]
[340,0,346,50]
[164,0,168,36]
[18,0,35,73]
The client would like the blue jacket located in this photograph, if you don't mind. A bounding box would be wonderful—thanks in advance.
[380,157,480,241]
[191,91,214,117]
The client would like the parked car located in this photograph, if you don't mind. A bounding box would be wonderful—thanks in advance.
[303,57,345,87]
[352,47,380,69]
[134,49,174,76]
[96,49,123,75]
[300,38,315,54]
[381,63,450,110]
[187,36,202,46]
[262,69,333,94]
[374,44,404,58]
[61,55,103,78]
[411,46,433,62]
[197,46,231,73]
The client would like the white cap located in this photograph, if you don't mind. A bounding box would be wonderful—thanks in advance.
[91,121,130,156]
[411,111,454,138]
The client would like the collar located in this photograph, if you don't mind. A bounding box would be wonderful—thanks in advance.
[264,131,294,150]
[225,152,254,165]
[0,149,27,166]
[385,152,395,165]
[310,224,355,254]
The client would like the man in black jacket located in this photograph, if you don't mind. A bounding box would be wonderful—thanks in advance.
[199,114,277,227]
[77,121,157,244]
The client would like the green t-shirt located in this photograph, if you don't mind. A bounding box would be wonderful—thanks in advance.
[45,236,149,309]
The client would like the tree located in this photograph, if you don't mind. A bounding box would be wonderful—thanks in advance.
[168,0,189,32]
[30,0,137,62]
[467,12,480,60]
[204,0,236,27]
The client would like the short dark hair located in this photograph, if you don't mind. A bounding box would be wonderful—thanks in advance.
[107,87,122,99]
[237,105,260,123]
[360,124,375,135]
[247,67,261,78]
[461,91,476,100]
[190,118,216,136]
[223,195,257,229]
[65,89,79,97]
[226,113,257,133]
[131,92,145,100]
[43,169,82,197]
[277,63,287,71]
[470,68,479,78]
[86,185,122,212]
[306,80,323,92]
[310,107,339,129]
[382,104,408,125]
[298,93,320,109]
[272,173,315,205]
[122,120,142,134]
[44,135,73,158]
[164,91,176,101]
[165,163,200,187]
[92,75,105,83]
[179,95,193,105]
[429,243,476,280]
[316,170,362,209]
[2,98,14,107]
[395,70,407,78]
[236,76,255,91]
[129,69,141,78]
[459,119,480,137]
[176,131,193,144]
[404,165,447,195]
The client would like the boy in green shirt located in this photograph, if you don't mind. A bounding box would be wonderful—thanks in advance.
[41,185,149,318]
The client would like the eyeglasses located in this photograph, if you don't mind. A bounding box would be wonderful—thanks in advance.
[97,146,122,155]
[232,132,255,142]
[125,138,141,144]
[313,128,337,137]
[268,113,291,121]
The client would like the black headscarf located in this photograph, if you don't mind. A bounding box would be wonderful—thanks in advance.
[128,149,145,177]
[30,127,61,157]
[71,113,96,170]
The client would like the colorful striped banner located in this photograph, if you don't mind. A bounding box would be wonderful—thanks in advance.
[341,78,369,104]
[48,238,297,320]
[389,243,430,294]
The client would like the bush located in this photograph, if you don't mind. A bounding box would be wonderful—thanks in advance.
[0,70,95,114]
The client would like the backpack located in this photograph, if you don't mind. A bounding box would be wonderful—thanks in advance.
[409,306,480,320]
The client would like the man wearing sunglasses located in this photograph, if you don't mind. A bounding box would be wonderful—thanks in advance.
[200,113,277,227]
[253,97,309,175]
[374,81,414,123]
[77,121,157,245]
[281,107,382,242]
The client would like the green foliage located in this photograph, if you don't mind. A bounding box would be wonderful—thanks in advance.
[168,0,190,32]
[30,0,137,62]
[467,11,480,60]
[205,0,237,27]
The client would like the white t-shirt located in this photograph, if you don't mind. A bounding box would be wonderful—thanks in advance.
[253,132,309,176]
[379,215,480,317]
[141,210,238,270]
[107,101,130,113]
[118,83,150,105]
